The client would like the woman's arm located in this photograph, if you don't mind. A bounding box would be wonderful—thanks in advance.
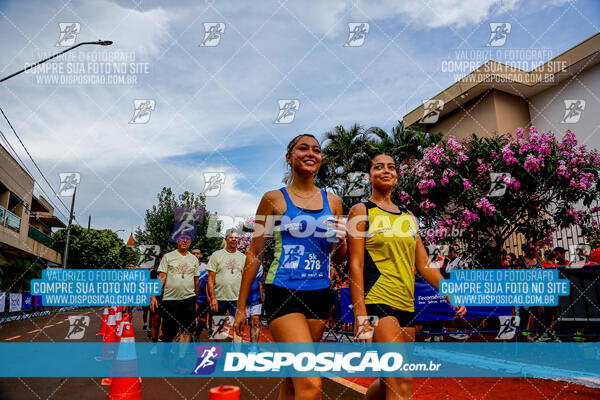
[329,193,347,264]
[348,203,368,317]
[411,213,466,318]
[236,192,275,312]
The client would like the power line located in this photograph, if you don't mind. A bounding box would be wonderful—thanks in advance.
[0,129,70,222]
[0,106,79,225]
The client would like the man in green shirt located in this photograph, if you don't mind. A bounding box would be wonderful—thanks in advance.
[207,229,246,342]
[150,232,199,372]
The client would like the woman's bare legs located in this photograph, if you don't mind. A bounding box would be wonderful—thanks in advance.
[365,317,415,400]
[269,313,327,400]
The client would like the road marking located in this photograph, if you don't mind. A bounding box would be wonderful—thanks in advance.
[327,377,367,394]
[5,335,21,341]
[27,329,40,333]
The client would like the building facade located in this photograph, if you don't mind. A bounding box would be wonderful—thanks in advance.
[403,33,600,256]
[0,142,64,266]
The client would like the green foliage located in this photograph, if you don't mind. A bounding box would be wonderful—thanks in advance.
[0,258,44,292]
[134,187,223,263]
[52,226,137,269]
[315,121,442,210]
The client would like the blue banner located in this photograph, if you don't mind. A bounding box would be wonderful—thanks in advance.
[22,293,32,310]
[414,276,511,321]
[0,342,599,378]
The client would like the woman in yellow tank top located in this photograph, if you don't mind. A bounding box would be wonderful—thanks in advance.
[348,154,466,400]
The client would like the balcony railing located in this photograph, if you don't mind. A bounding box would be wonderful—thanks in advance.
[5,210,21,232]
[28,225,54,247]
[0,205,5,226]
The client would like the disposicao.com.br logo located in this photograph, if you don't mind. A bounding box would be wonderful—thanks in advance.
[223,351,441,374]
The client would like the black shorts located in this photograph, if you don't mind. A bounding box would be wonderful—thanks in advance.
[150,295,163,315]
[160,297,196,340]
[197,301,210,318]
[264,284,331,324]
[365,303,415,327]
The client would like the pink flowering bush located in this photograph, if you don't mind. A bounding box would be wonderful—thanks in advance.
[235,216,256,255]
[394,127,600,267]
[234,216,276,269]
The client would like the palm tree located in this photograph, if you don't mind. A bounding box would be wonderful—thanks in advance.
[317,124,370,196]
[315,121,443,209]
[365,122,442,164]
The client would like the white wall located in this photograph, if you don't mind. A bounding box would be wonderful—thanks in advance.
[529,62,600,152]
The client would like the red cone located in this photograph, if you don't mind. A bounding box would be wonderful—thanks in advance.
[108,323,142,400]
[209,386,240,400]
[97,306,109,336]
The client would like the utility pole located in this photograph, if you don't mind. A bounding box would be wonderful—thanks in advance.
[87,215,91,232]
[62,186,77,268]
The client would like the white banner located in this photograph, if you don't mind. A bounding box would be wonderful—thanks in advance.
[9,293,22,312]
[0,292,5,313]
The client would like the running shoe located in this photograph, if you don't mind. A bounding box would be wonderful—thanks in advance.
[573,331,584,342]
[449,333,467,340]
[527,333,538,342]
[536,333,552,342]
[143,324,148,331]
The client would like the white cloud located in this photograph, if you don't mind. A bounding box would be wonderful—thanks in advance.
[280,0,522,37]
[52,0,175,57]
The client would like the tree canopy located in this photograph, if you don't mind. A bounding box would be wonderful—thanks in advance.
[134,187,223,263]
[52,226,137,269]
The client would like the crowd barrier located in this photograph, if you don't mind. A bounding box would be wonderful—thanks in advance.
[323,266,600,342]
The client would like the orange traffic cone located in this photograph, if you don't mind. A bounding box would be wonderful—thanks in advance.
[115,307,123,325]
[209,386,240,400]
[108,323,142,400]
[117,313,130,338]
[97,306,109,336]
[97,307,118,362]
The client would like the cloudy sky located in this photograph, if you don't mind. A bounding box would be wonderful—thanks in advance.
[0,0,598,240]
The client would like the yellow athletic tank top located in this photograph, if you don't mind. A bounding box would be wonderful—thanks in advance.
[363,200,417,312]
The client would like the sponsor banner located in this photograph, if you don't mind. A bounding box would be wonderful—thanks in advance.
[9,293,22,312]
[414,276,511,320]
[22,293,32,310]
[0,343,600,378]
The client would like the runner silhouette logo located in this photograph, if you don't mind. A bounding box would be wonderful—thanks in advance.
[192,345,222,375]
[486,23,511,47]
[561,100,585,123]
[65,316,90,340]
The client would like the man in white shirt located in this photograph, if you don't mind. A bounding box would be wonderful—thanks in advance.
[206,229,246,342]
[150,232,199,372]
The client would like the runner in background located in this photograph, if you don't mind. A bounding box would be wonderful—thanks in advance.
[192,248,210,341]
[125,262,136,317]
[521,244,543,341]
[207,230,245,342]
[234,134,347,400]
[150,233,199,373]
[245,265,264,343]
[348,153,466,400]
[149,254,164,348]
